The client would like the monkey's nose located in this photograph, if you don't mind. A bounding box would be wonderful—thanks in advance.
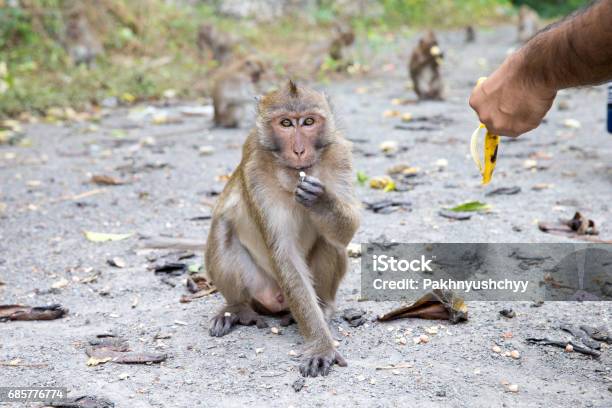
[293,146,305,157]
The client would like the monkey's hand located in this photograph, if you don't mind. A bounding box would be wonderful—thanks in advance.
[295,175,326,208]
[300,348,347,377]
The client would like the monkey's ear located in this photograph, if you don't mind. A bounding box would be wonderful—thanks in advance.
[287,79,299,97]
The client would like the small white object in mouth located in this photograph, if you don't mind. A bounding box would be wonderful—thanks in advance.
[299,171,306,180]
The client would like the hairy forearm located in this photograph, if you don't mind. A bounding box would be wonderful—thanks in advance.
[520,0,612,91]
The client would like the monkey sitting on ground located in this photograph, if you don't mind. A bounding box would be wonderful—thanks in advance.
[197,23,234,64]
[328,21,355,69]
[62,1,103,67]
[517,5,540,43]
[212,57,265,128]
[409,31,444,100]
[465,25,476,43]
[205,80,360,377]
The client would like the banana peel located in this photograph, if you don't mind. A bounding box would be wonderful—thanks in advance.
[470,77,500,185]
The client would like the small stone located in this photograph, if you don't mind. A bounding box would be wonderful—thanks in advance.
[270,327,280,335]
[492,345,502,353]
[398,337,407,345]
[199,145,215,156]
[51,278,69,289]
[288,350,298,357]
[292,377,305,392]
[425,326,438,335]
[118,372,129,380]
[255,347,264,355]
[419,334,429,344]
[508,384,519,393]
[108,257,126,268]
[413,336,421,345]
[510,350,520,359]
[356,375,366,382]
[565,344,574,353]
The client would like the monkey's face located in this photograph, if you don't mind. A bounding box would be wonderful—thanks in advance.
[268,113,327,170]
[244,60,264,83]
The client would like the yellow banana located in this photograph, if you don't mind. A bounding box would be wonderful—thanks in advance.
[470,77,500,185]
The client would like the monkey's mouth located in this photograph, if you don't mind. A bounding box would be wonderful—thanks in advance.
[293,164,314,171]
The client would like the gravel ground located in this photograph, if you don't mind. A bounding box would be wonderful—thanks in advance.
[1,26,611,407]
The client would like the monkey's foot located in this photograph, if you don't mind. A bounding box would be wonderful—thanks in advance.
[299,349,347,377]
[209,306,268,337]
[278,313,295,327]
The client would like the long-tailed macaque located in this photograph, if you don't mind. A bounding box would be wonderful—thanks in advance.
[409,31,444,100]
[62,1,103,67]
[197,23,233,64]
[212,57,265,128]
[205,81,360,377]
[465,25,476,43]
[517,5,540,43]
[328,21,355,65]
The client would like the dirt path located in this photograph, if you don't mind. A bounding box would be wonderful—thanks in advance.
[1,26,610,407]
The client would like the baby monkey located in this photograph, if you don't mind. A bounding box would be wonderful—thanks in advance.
[409,31,444,100]
[206,80,360,377]
[212,57,265,128]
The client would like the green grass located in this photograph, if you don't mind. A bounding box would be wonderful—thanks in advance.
[2,0,586,119]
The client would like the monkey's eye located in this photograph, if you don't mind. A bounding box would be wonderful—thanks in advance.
[303,117,315,126]
[280,119,292,127]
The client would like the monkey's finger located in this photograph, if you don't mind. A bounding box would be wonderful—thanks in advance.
[308,358,323,377]
[295,189,317,206]
[298,181,324,196]
[302,175,324,190]
[255,318,269,329]
[321,359,331,376]
[334,352,348,367]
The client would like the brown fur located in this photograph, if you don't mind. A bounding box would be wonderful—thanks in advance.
[62,0,102,67]
[409,31,444,100]
[197,23,234,63]
[328,21,355,69]
[205,81,360,377]
[518,5,540,43]
[212,57,265,128]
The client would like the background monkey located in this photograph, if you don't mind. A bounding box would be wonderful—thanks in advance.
[517,5,540,43]
[205,80,360,377]
[409,31,444,100]
[465,25,476,43]
[211,57,265,128]
[62,0,103,67]
[197,23,234,64]
[328,21,355,68]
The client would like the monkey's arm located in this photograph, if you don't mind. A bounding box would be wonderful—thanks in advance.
[296,175,360,248]
[521,0,612,90]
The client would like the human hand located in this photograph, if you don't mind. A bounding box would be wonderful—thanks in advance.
[469,52,557,137]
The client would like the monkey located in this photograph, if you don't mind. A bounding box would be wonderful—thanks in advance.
[517,5,540,43]
[212,57,265,128]
[328,21,355,66]
[62,0,103,67]
[409,31,444,101]
[197,23,234,64]
[205,80,360,377]
[465,25,476,43]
